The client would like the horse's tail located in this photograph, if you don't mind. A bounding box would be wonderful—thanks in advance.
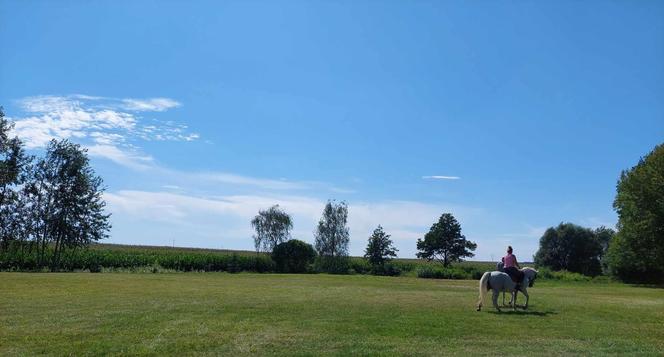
[477,271,490,311]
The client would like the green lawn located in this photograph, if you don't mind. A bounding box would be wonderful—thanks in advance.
[2,273,663,356]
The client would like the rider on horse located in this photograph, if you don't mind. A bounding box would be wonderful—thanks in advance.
[503,246,524,286]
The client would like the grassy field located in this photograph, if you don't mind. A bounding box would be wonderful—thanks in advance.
[2,273,663,356]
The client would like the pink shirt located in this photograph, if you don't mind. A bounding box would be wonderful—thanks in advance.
[503,254,517,268]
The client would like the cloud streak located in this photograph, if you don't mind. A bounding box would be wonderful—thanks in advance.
[422,175,460,180]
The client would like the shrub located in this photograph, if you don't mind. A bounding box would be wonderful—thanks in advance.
[271,240,316,273]
[416,265,471,280]
[314,256,350,274]
[371,262,402,276]
[536,267,591,282]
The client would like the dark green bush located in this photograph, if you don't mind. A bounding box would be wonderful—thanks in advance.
[370,262,402,276]
[271,240,316,273]
[314,256,350,274]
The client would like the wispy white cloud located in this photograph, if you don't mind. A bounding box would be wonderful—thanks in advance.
[422,175,460,180]
[104,189,477,256]
[155,168,355,193]
[121,98,181,112]
[192,172,311,191]
[86,144,154,170]
[8,94,197,168]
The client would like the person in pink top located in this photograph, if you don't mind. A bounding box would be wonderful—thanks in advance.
[503,246,522,283]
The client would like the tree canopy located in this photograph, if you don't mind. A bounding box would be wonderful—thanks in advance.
[416,213,476,267]
[0,107,31,250]
[271,239,317,273]
[314,200,350,258]
[251,205,293,254]
[364,225,398,268]
[534,223,609,276]
[606,143,664,282]
[0,108,111,270]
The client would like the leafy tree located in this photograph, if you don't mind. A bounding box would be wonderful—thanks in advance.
[251,205,293,253]
[0,107,31,251]
[607,143,664,282]
[416,213,476,267]
[314,200,350,258]
[271,239,317,273]
[24,140,111,270]
[534,223,604,276]
[364,225,398,270]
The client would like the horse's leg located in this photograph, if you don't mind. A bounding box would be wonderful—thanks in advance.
[522,287,529,310]
[512,289,518,308]
[502,291,505,306]
[492,290,501,312]
[511,290,517,311]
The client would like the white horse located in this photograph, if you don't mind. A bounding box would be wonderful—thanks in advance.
[495,261,523,306]
[476,267,538,312]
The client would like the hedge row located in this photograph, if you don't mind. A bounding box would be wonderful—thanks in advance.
[0,248,275,273]
[416,265,485,280]
[1,245,610,282]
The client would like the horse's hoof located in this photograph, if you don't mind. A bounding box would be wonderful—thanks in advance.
[476,308,481,312]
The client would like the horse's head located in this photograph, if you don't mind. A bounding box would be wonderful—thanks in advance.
[522,267,539,287]
[496,261,504,272]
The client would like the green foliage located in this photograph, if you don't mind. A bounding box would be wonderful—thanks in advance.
[313,255,350,274]
[535,267,590,282]
[271,239,316,273]
[364,225,398,274]
[416,265,470,280]
[0,107,31,250]
[0,244,275,273]
[607,143,664,283]
[415,264,484,280]
[314,200,350,261]
[251,205,293,253]
[534,223,607,276]
[416,213,476,267]
[27,140,111,270]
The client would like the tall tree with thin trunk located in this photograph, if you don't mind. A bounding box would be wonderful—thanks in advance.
[25,140,111,270]
[314,200,350,258]
[251,205,293,254]
[0,107,31,251]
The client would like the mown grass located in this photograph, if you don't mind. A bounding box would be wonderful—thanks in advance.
[2,273,663,356]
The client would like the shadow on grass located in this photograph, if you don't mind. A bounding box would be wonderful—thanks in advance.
[487,309,557,317]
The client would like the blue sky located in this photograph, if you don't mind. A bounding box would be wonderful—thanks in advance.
[1,0,662,260]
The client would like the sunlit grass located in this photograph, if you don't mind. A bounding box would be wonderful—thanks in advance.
[2,273,663,355]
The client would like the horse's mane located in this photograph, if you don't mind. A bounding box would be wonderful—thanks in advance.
[521,266,539,277]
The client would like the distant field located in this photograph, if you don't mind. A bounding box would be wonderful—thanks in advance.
[91,243,259,256]
[2,273,663,355]
[93,243,498,265]
[92,243,501,271]
[2,243,501,277]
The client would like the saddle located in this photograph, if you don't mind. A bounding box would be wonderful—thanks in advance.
[506,268,525,284]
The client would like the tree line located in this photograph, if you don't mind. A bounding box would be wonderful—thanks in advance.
[251,200,477,275]
[0,108,110,270]
[252,142,663,283]
[534,143,663,283]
